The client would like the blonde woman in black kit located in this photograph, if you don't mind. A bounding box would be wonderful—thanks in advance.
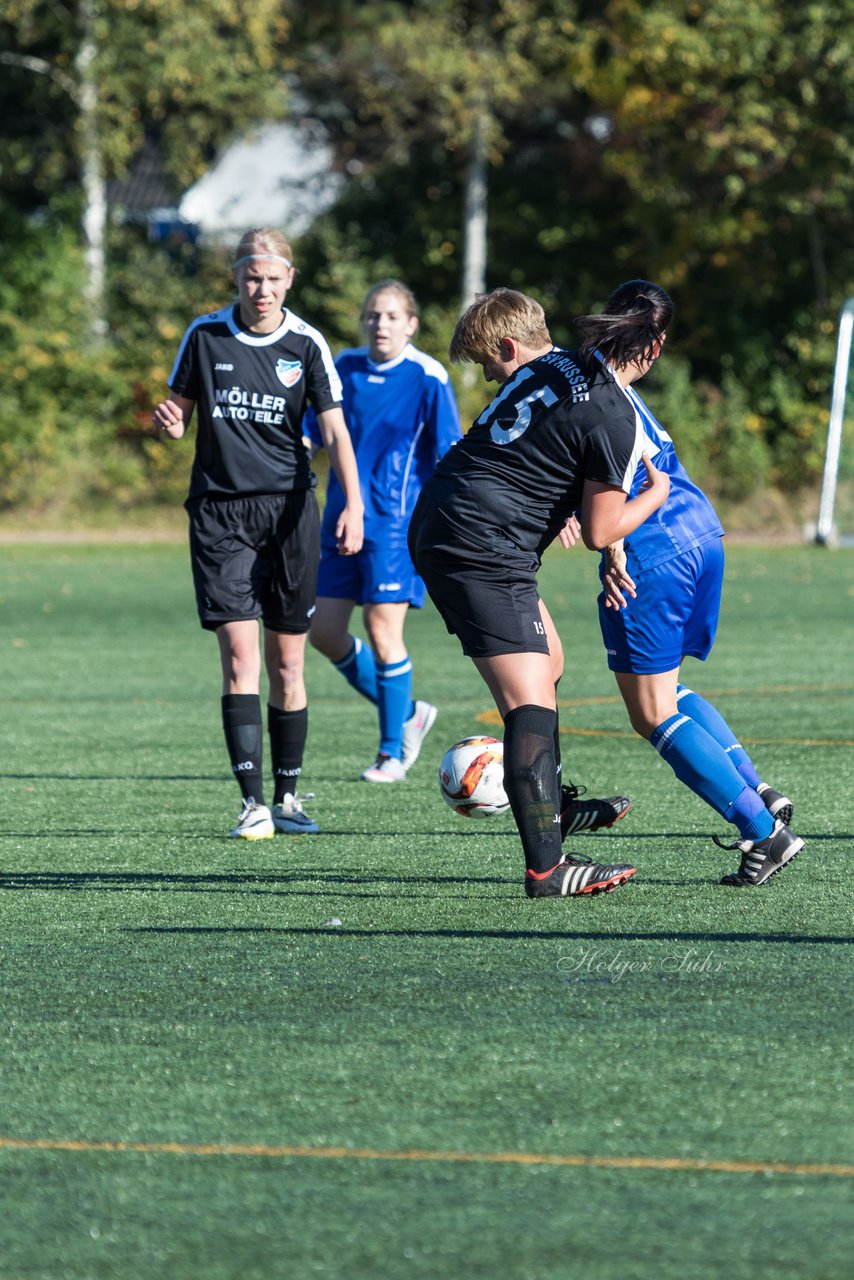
[409,288,669,899]
[153,227,363,839]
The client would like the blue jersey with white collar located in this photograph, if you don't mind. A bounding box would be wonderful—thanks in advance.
[600,358,724,574]
[305,343,461,535]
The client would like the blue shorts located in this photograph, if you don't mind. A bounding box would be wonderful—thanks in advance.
[599,536,724,675]
[317,523,425,608]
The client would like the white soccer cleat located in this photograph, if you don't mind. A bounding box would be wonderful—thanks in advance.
[360,753,407,783]
[271,794,320,834]
[229,798,275,840]
[401,700,438,772]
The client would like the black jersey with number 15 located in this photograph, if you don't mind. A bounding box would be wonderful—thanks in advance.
[423,349,646,563]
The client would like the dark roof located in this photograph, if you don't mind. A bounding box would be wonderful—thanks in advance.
[108,140,181,211]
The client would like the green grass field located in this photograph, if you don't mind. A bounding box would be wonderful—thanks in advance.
[1,540,852,1279]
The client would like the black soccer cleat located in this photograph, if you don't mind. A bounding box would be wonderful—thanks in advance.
[525,853,637,898]
[559,782,631,839]
[717,819,804,887]
[757,783,793,827]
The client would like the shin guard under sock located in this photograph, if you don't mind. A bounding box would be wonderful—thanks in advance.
[503,704,564,874]
[267,705,308,805]
[553,680,562,785]
[222,693,264,804]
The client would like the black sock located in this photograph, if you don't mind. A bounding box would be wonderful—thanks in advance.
[503,703,563,874]
[553,679,563,788]
[221,694,264,804]
[268,705,308,805]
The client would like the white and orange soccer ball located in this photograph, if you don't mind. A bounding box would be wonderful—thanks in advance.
[438,736,510,819]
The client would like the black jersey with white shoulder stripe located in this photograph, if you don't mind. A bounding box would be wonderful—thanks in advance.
[422,348,645,563]
[168,305,343,499]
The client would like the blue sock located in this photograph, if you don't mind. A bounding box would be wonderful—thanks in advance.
[676,684,762,788]
[725,793,776,842]
[651,713,775,841]
[377,656,413,759]
[333,637,378,705]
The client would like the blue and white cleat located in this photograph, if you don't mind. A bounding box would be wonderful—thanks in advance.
[271,793,319,834]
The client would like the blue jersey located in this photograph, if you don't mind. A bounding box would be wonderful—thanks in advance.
[600,357,724,575]
[304,343,461,537]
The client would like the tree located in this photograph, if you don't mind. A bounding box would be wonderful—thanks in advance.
[566,0,854,482]
[292,0,588,310]
[571,0,854,317]
[292,0,852,494]
[0,0,290,337]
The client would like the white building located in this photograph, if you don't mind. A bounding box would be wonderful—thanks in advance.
[178,120,342,242]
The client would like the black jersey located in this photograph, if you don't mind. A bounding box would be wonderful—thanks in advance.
[422,349,645,562]
[168,305,343,499]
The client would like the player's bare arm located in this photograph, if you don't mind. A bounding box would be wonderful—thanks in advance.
[315,406,364,555]
[152,392,194,439]
[581,453,669,550]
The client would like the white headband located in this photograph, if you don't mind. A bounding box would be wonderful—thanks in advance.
[233,253,292,269]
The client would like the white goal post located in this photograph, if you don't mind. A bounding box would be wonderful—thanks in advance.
[815,296,854,546]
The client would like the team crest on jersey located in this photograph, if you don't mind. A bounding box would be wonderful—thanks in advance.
[276,358,303,389]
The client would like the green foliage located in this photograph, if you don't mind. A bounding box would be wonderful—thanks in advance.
[1,0,851,523]
[97,0,290,183]
[0,213,214,520]
[633,359,771,504]
[0,214,124,515]
[291,0,849,500]
[0,0,290,214]
[293,218,399,350]
[702,371,772,501]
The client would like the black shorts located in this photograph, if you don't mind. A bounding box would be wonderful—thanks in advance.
[409,501,549,659]
[187,491,321,633]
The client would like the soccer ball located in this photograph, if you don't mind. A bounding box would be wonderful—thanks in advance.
[438,736,510,819]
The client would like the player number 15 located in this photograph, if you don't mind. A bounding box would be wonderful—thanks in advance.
[490,386,559,445]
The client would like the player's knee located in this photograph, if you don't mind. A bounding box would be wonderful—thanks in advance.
[221,645,259,688]
[270,658,304,700]
[364,619,405,664]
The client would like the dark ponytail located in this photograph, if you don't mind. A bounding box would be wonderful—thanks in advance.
[576,280,673,368]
